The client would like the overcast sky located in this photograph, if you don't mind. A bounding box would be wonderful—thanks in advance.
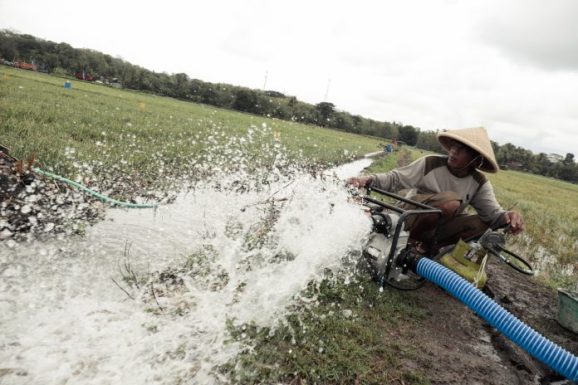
[1,0,577,156]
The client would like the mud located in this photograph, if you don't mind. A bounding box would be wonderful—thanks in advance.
[0,166,104,242]
[400,259,577,385]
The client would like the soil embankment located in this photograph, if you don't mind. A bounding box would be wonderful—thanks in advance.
[400,259,577,385]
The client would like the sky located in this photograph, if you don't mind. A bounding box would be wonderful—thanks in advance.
[1,0,577,156]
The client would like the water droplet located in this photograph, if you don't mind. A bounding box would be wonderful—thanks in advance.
[0,229,13,240]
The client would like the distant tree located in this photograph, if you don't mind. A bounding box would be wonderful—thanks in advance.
[365,119,383,137]
[264,90,285,98]
[55,42,76,70]
[350,115,363,134]
[290,101,316,123]
[172,73,190,99]
[271,101,291,119]
[140,71,158,92]
[530,153,553,175]
[0,34,17,60]
[199,84,234,108]
[496,143,515,165]
[156,72,174,96]
[381,122,398,140]
[555,153,577,182]
[43,53,59,72]
[334,112,354,131]
[416,130,442,152]
[315,102,335,126]
[233,89,259,114]
[555,162,576,182]
[187,79,205,102]
[398,125,419,146]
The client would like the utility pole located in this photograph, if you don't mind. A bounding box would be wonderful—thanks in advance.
[263,70,268,90]
[324,78,331,101]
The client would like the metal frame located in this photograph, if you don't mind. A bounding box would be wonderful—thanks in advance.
[363,187,442,281]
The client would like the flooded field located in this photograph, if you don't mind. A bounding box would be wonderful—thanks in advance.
[0,159,373,385]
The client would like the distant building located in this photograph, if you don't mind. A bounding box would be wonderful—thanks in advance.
[14,61,37,71]
[110,78,122,89]
[547,153,564,163]
[74,70,95,81]
[506,160,524,170]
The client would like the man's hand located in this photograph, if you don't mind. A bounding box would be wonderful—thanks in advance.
[346,175,373,188]
[504,211,524,235]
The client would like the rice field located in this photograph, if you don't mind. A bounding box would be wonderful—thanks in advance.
[1,66,387,199]
[1,65,577,385]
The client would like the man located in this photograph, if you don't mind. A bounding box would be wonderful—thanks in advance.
[347,127,524,253]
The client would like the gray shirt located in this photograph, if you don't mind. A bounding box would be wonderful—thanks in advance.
[372,155,506,226]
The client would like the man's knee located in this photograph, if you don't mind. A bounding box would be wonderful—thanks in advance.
[420,199,461,218]
[431,199,460,218]
[434,215,489,247]
[415,191,461,218]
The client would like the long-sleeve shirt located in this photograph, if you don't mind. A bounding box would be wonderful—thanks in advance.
[372,155,506,226]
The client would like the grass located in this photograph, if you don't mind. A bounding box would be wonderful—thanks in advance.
[222,272,429,385]
[1,66,386,196]
[488,170,578,287]
[2,66,576,384]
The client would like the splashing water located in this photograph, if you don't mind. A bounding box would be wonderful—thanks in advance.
[0,161,372,384]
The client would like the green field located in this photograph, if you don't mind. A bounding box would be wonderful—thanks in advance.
[3,66,576,275]
[2,66,577,384]
[1,66,384,191]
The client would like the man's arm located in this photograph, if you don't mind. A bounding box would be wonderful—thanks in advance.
[346,175,375,188]
[503,211,524,234]
[346,157,427,192]
[471,182,524,234]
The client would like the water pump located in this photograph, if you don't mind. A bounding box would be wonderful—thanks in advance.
[361,187,441,290]
[358,187,578,382]
[361,186,534,290]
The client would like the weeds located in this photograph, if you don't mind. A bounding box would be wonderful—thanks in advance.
[222,272,427,385]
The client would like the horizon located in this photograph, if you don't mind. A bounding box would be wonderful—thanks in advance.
[1,0,577,157]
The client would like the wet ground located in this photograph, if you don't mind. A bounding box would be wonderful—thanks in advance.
[0,162,374,385]
[0,166,105,243]
[398,259,578,385]
[1,158,576,385]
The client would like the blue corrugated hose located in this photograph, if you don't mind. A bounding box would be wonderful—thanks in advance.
[33,167,158,209]
[416,257,578,382]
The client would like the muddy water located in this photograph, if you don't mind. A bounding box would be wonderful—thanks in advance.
[0,160,372,385]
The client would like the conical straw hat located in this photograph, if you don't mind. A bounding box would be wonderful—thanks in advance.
[437,127,499,173]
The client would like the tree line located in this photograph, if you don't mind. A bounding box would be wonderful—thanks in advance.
[1,30,575,183]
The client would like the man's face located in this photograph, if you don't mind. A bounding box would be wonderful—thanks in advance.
[446,140,479,170]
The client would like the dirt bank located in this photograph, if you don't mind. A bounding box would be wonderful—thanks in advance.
[398,258,577,385]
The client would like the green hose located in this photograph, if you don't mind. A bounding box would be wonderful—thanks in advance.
[33,167,158,209]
